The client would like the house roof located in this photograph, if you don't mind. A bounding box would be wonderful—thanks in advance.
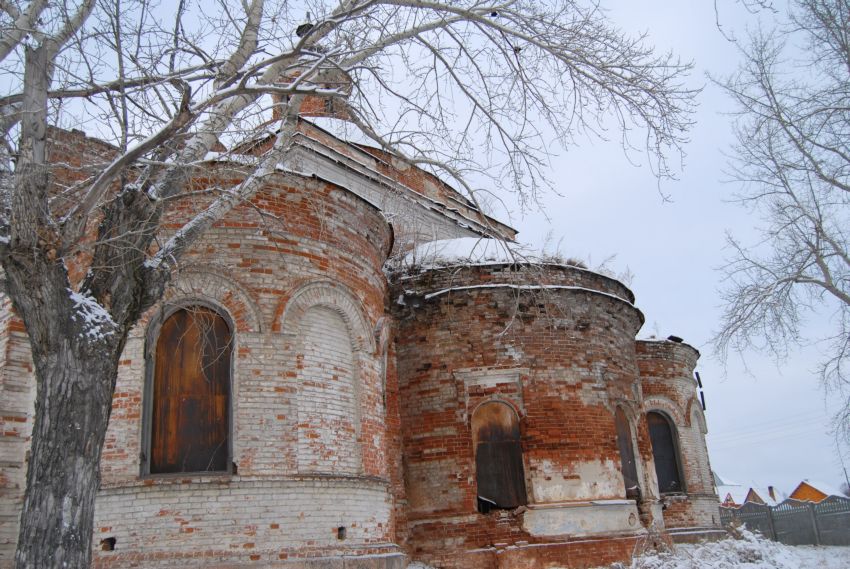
[791,479,846,500]
[716,477,781,506]
[717,484,748,506]
[748,486,780,506]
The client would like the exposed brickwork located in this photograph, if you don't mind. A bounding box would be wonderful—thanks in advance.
[0,127,407,566]
[89,173,400,567]
[637,340,720,533]
[391,264,664,568]
[91,477,398,568]
[0,306,34,566]
[0,127,721,568]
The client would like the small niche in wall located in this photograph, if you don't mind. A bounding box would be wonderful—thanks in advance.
[337,526,346,540]
[100,537,116,551]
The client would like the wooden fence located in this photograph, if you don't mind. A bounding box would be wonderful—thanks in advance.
[720,495,850,546]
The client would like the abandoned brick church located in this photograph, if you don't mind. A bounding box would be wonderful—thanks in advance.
[0,101,721,568]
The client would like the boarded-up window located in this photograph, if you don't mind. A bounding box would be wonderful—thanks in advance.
[150,307,231,474]
[647,411,683,494]
[472,402,527,512]
[615,407,639,499]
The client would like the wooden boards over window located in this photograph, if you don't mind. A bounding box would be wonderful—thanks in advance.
[615,407,640,499]
[647,411,684,494]
[472,401,527,512]
[150,306,232,474]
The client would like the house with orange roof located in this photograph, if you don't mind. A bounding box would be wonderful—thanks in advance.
[789,480,847,503]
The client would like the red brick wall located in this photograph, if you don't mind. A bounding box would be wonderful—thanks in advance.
[0,126,411,566]
[637,340,720,531]
[0,127,722,567]
[88,171,404,566]
[393,264,651,568]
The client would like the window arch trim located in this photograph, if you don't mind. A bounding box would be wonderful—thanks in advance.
[276,280,375,354]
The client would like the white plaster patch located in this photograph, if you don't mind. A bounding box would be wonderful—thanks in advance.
[532,459,623,502]
[522,500,643,537]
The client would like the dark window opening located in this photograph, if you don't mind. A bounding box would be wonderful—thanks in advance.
[647,411,684,494]
[472,401,527,512]
[100,537,116,551]
[149,306,232,474]
[615,407,640,500]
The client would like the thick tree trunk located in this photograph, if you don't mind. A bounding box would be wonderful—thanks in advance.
[7,41,133,568]
[14,338,119,569]
[4,242,124,568]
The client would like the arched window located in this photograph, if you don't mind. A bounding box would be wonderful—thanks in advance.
[471,401,527,512]
[147,306,232,474]
[615,407,639,499]
[647,411,684,494]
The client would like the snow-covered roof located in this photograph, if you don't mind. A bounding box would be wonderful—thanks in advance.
[397,237,539,270]
[714,472,738,486]
[304,116,382,147]
[750,486,781,506]
[717,485,749,506]
[717,480,781,506]
[798,479,846,499]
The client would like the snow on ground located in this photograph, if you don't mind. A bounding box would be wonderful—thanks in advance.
[792,544,850,568]
[612,530,850,569]
[405,530,850,569]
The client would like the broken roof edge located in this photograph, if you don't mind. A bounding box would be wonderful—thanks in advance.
[219,116,519,242]
[218,125,514,242]
[388,237,639,307]
[297,118,518,239]
[635,336,701,360]
[391,260,636,304]
[289,133,506,238]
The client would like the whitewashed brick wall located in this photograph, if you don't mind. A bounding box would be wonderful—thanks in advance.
[0,326,34,568]
[297,306,361,474]
[91,477,397,567]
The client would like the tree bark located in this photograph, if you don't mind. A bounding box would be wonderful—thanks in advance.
[13,329,119,568]
[3,238,123,569]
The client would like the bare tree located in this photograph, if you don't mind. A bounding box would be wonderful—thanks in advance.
[0,0,696,566]
[714,0,850,438]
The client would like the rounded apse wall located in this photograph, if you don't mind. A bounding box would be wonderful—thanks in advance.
[392,263,649,567]
[637,339,720,534]
[91,172,402,568]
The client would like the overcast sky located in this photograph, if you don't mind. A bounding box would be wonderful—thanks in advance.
[496,0,848,494]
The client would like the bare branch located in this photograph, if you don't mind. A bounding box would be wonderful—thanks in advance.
[0,0,48,62]
[714,0,850,437]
